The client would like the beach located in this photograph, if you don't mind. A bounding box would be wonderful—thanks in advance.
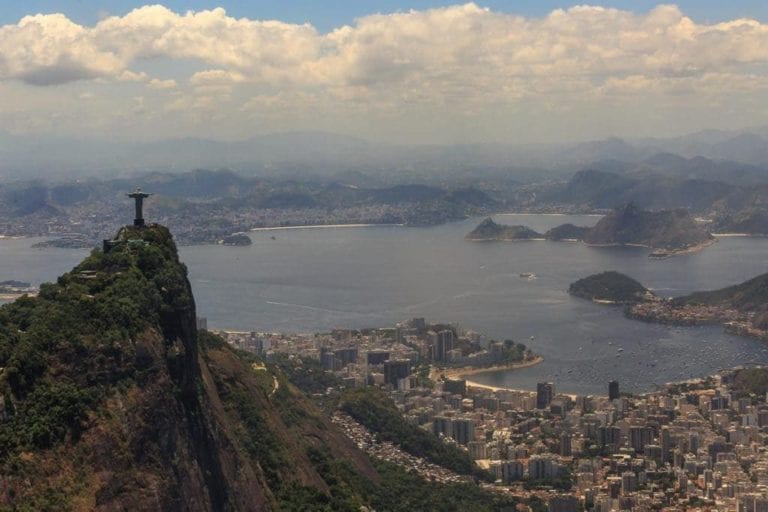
[430,356,544,393]
[250,223,403,232]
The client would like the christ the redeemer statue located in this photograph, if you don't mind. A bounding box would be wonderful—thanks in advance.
[127,188,152,226]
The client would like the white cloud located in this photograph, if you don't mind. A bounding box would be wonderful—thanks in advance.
[189,69,245,86]
[148,78,177,89]
[119,70,148,82]
[1,3,768,142]
[0,13,123,85]
[2,3,766,91]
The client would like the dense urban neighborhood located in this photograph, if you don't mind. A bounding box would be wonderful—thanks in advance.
[220,318,768,511]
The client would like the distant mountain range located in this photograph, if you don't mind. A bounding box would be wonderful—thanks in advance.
[5,125,768,241]
[3,127,768,182]
[530,166,768,234]
[0,170,501,243]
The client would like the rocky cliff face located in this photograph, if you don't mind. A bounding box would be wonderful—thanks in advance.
[0,224,376,511]
[583,203,712,250]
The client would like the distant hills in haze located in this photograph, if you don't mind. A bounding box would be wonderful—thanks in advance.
[3,127,768,183]
[0,170,501,244]
[5,125,768,243]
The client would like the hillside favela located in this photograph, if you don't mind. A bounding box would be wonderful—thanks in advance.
[5,2,768,512]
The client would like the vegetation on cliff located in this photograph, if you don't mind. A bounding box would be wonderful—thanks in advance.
[0,222,515,511]
[672,272,768,311]
[729,368,768,400]
[569,271,654,304]
[0,224,378,510]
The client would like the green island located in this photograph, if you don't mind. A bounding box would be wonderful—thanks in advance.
[543,223,591,241]
[568,271,655,304]
[467,203,714,257]
[219,233,253,246]
[571,270,768,339]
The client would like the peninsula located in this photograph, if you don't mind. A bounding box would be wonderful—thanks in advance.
[571,270,768,340]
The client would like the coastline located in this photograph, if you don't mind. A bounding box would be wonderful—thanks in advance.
[495,212,604,217]
[250,223,404,232]
[466,237,546,242]
[710,233,768,238]
[583,237,716,257]
[657,237,717,257]
[431,355,544,388]
[464,228,717,258]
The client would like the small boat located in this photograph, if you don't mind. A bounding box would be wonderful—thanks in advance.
[519,272,537,280]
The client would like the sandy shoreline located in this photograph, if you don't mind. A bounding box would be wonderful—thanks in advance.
[583,237,716,257]
[250,223,403,232]
[466,234,716,257]
[663,237,717,257]
[431,356,544,391]
[711,233,768,238]
[495,213,604,217]
[466,237,546,242]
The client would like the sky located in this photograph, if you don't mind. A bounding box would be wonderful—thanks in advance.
[1,1,768,145]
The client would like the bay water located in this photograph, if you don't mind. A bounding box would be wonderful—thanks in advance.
[3,214,767,395]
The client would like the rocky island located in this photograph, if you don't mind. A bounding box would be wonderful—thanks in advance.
[583,203,714,256]
[572,270,768,340]
[568,271,655,304]
[218,232,252,246]
[467,204,714,257]
[543,223,591,241]
[465,217,542,241]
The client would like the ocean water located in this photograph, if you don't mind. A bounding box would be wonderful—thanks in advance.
[3,214,768,395]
